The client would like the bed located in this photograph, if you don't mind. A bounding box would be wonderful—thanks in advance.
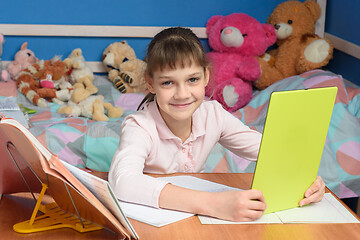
[0,0,359,201]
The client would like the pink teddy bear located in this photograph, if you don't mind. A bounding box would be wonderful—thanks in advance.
[7,42,38,80]
[205,13,276,112]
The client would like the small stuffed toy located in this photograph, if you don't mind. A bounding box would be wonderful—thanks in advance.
[254,0,334,90]
[102,41,147,93]
[0,33,10,82]
[58,87,124,121]
[7,42,39,80]
[63,48,98,95]
[38,56,73,91]
[16,57,72,107]
[206,13,276,112]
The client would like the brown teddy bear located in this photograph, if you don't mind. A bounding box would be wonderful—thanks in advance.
[254,0,333,90]
[57,86,124,121]
[102,41,147,93]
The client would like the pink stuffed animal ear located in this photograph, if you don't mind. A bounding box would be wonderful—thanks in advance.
[261,23,277,47]
[206,15,222,34]
[20,42,28,50]
[0,33,4,43]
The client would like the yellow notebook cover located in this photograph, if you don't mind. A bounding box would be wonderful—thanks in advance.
[251,87,337,214]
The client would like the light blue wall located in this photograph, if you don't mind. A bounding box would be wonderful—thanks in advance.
[0,0,359,85]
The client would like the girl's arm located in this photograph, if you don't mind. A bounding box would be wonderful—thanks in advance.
[159,176,325,221]
[109,116,170,208]
[159,183,267,222]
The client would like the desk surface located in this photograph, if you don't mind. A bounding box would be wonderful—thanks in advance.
[1,173,360,240]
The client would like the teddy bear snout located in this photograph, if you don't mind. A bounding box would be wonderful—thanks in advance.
[220,26,244,48]
[103,52,115,66]
[274,23,293,40]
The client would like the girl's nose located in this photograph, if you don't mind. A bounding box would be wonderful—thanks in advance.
[175,84,190,99]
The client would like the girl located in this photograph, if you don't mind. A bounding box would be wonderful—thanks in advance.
[108,27,325,222]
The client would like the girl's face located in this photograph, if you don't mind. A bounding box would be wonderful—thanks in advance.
[147,64,209,127]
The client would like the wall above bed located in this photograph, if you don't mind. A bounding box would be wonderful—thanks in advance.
[0,0,283,61]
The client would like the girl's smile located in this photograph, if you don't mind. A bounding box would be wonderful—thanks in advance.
[169,100,195,108]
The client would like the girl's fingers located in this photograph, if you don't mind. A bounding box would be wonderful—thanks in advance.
[299,193,316,207]
[305,176,324,197]
[247,189,266,203]
[248,199,267,211]
[300,176,325,206]
[245,209,265,221]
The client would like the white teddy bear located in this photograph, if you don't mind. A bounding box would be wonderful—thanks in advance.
[58,87,124,121]
[63,48,98,95]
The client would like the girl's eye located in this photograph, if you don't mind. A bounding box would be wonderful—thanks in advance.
[161,81,172,86]
[188,77,199,83]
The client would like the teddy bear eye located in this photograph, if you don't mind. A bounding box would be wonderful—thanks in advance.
[27,52,32,56]
[288,20,293,24]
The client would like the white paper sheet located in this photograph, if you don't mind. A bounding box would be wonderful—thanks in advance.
[276,193,360,223]
[199,213,283,224]
[198,193,360,224]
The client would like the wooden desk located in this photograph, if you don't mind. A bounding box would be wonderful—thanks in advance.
[1,173,360,240]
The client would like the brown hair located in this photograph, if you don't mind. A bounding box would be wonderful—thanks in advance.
[137,27,209,110]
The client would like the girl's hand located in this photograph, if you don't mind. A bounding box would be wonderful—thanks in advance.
[210,189,267,222]
[299,176,325,207]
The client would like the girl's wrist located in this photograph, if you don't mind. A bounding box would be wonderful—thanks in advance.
[196,191,219,217]
[159,184,220,218]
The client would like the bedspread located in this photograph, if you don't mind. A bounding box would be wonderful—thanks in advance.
[1,69,359,199]
[6,76,145,172]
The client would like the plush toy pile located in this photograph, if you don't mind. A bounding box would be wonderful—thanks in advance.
[102,41,147,93]
[6,39,141,122]
[58,48,124,121]
[7,43,124,121]
[254,0,333,90]
[16,57,72,107]
[205,13,276,112]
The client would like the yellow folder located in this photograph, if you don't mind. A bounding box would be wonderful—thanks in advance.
[251,87,337,214]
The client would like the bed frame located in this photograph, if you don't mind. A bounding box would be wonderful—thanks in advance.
[0,0,359,74]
